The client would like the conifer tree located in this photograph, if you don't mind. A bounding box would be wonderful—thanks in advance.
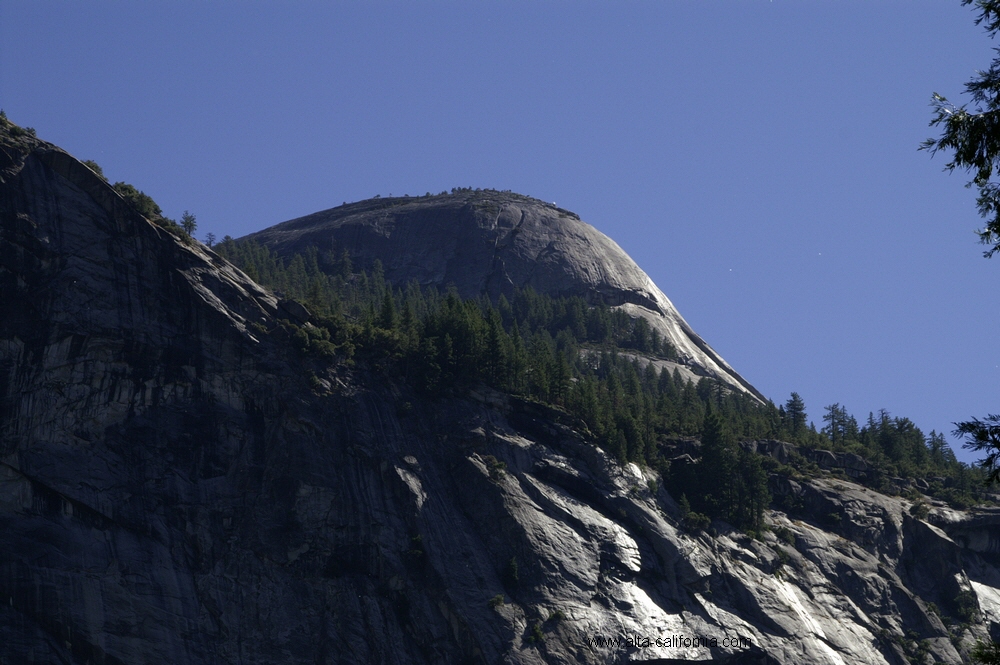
[379,290,398,330]
[181,211,197,236]
[699,409,737,520]
[785,393,807,441]
[736,449,770,532]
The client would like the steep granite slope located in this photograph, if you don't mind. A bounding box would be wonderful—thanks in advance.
[3,126,1000,664]
[245,193,764,401]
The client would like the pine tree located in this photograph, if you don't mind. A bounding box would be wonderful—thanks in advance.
[379,290,398,330]
[822,403,850,446]
[785,393,807,441]
[484,307,508,387]
[736,449,770,532]
[698,409,737,520]
[181,211,197,236]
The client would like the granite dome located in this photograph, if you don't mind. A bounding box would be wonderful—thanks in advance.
[247,191,764,400]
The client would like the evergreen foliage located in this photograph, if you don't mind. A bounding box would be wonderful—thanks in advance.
[973,638,1000,665]
[922,0,1000,257]
[181,211,197,236]
[924,0,1000,511]
[0,111,36,138]
[956,415,1000,483]
[784,393,808,440]
[113,182,163,219]
[215,237,987,517]
[668,409,770,531]
[110,180,193,242]
[82,160,107,180]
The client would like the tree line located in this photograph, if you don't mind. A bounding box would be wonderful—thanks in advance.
[214,237,985,517]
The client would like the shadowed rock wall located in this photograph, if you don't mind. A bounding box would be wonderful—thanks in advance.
[3,127,1000,664]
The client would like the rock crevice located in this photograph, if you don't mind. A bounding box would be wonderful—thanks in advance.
[1,129,996,664]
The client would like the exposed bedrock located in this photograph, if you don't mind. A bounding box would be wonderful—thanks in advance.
[246,193,764,401]
[1,127,998,664]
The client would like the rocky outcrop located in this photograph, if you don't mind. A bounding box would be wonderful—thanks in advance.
[745,440,873,481]
[3,125,1000,664]
[245,192,765,401]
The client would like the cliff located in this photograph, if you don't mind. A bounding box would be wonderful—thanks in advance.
[2,124,999,664]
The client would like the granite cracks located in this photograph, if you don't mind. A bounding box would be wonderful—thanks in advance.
[3,128,1000,664]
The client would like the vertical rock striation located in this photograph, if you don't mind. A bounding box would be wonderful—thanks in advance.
[2,126,1000,664]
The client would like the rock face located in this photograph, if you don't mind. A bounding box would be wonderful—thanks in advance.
[245,193,764,401]
[3,126,1000,665]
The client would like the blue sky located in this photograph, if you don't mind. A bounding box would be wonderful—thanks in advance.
[1,2,996,463]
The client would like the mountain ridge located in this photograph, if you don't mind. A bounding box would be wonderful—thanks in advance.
[2,122,999,664]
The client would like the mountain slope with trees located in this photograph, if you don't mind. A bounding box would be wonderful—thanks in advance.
[218,212,985,511]
[2,115,999,664]
[242,188,766,402]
